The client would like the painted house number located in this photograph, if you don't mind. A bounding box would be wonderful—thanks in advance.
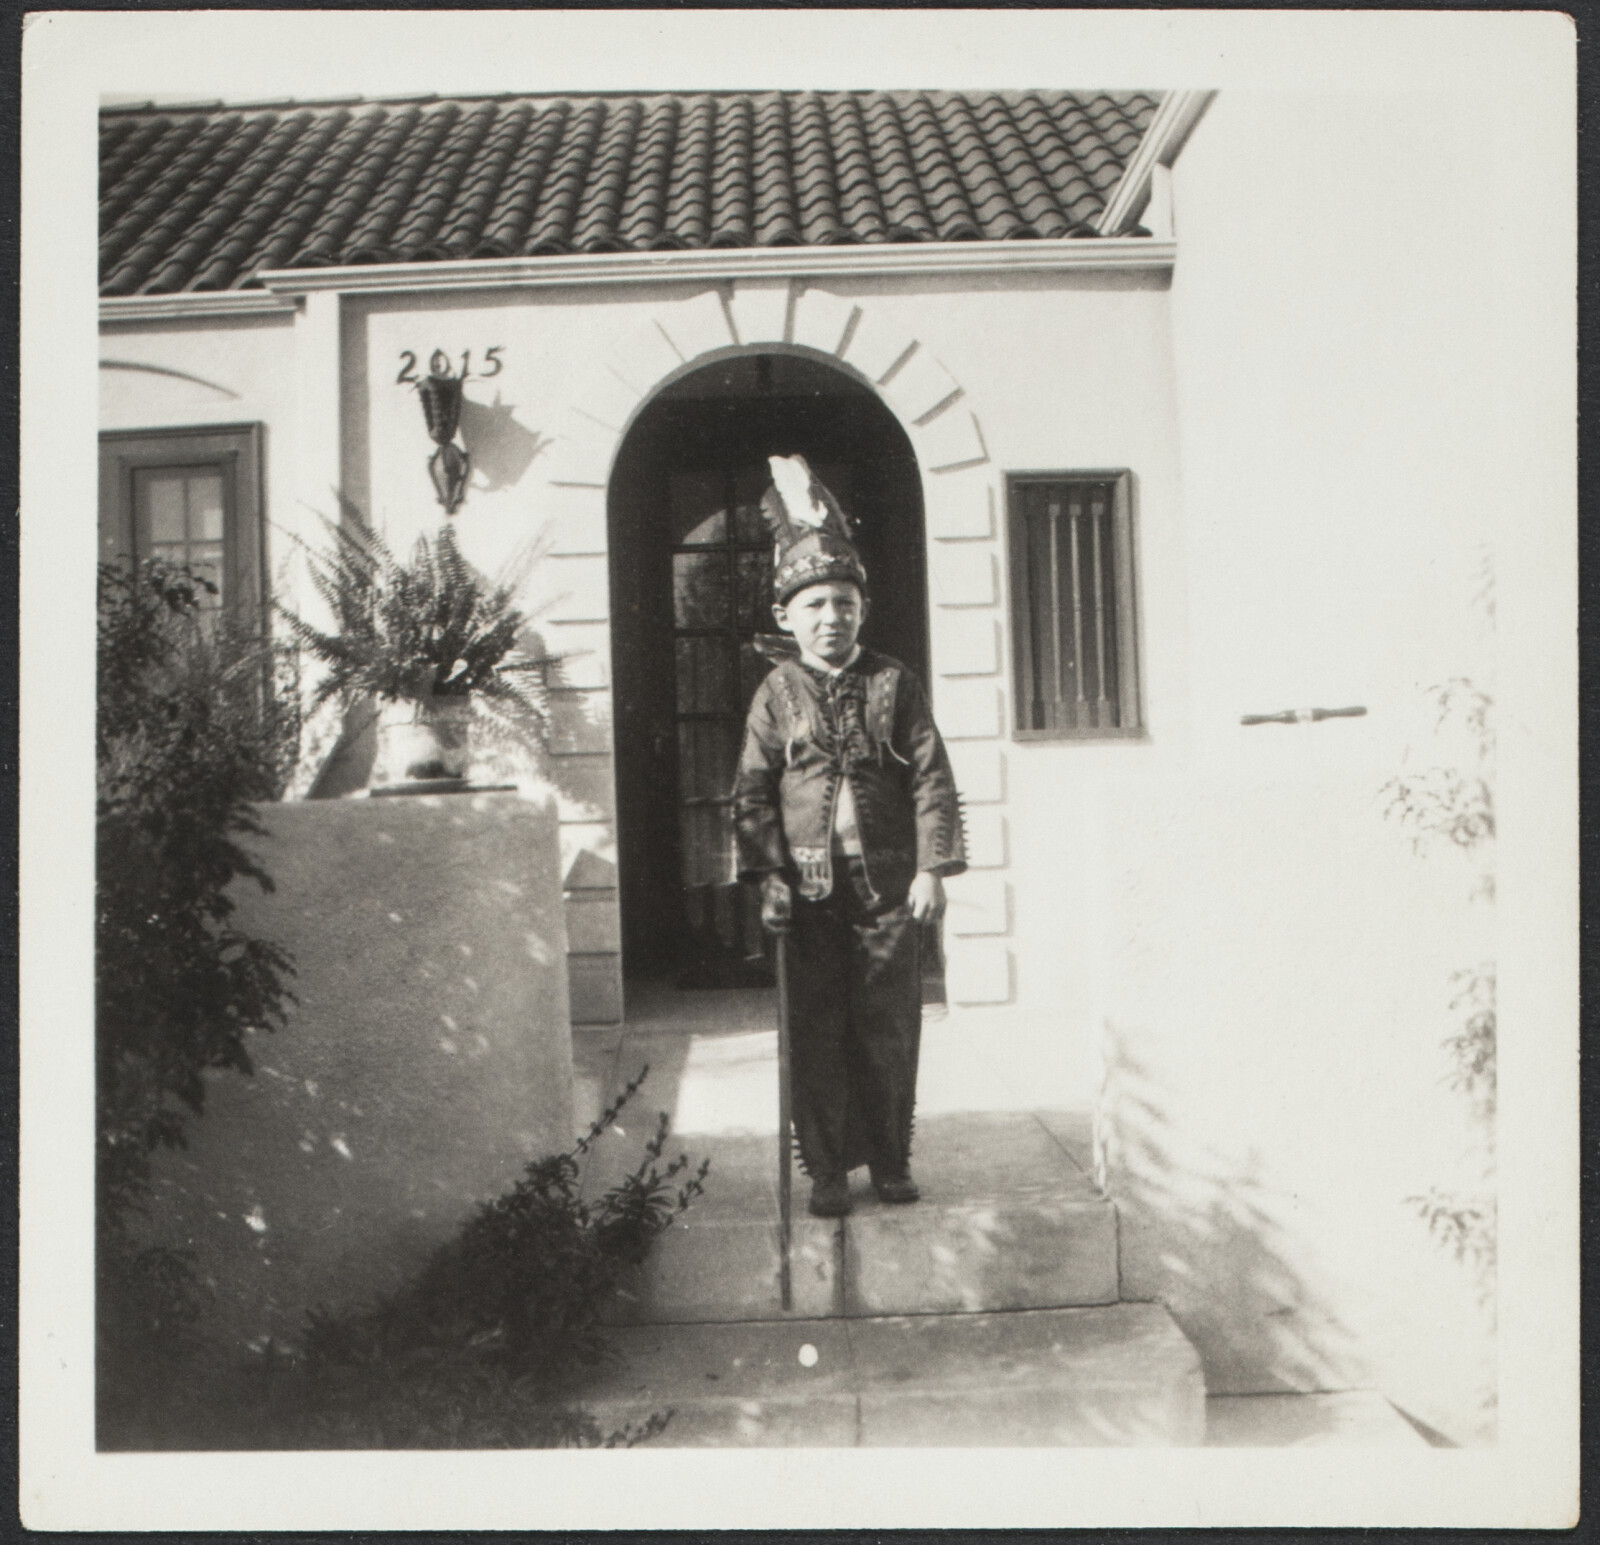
[395,346,505,385]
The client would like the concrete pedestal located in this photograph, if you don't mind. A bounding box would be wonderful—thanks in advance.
[144,789,574,1351]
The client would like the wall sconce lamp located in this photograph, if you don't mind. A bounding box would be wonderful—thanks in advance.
[416,366,471,516]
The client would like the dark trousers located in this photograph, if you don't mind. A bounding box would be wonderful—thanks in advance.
[784,856,921,1178]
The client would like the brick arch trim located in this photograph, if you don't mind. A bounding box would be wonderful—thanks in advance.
[538,279,1014,1020]
[541,280,989,505]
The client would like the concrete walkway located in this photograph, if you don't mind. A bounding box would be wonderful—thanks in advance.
[569,984,1425,1449]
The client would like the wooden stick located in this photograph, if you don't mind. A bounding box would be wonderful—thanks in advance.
[775,930,793,1312]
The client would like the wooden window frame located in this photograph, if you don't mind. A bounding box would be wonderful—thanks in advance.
[1005,468,1143,742]
[98,423,267,624]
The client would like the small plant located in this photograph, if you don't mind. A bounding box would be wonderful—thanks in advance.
[232,1067,709,1449]
[282,510,550,735]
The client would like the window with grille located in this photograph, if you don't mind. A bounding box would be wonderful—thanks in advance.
[1006,471,1141,739]
[99,424,266,620]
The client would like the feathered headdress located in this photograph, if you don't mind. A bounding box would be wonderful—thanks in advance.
[761,454,867,604]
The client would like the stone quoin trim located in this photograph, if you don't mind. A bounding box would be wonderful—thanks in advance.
[544,280,1016,1014]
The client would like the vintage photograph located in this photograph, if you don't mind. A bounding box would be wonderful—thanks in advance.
[21,8,1577,1530]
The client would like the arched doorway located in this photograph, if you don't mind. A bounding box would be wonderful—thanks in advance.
[608,349,929,995]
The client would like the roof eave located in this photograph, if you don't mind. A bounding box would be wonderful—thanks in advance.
[1094,89,1217,238]
[99,237,1175,322]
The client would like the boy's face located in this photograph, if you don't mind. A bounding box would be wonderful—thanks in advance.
[772,580,868,666]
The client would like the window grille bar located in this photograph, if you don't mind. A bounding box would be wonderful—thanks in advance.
[1032,497,1054,731]
[1047,496,1064,729]
[1089,489,1111,728]
[1066,493,1087,727]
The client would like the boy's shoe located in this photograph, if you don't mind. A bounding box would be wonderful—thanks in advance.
[871,1166,921,1204]
[808,1174,852,1217]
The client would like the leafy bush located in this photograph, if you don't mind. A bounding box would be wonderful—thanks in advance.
[96,561,301,1426]
[97,561,301,1213]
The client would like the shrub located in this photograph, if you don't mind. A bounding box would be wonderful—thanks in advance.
[205,1069,709,1449]
[96,561,300,1424]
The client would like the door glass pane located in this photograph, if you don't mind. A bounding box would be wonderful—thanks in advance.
[677,720,739,802]
[734,551,773,633]
[190,472,225,541]
[673,552,730,628]
[731,464,768,543]
[679,805,734,889]
[669,471,726,546]
[143,473,186,544]
[675,637,733,715]
[739,641,773,710]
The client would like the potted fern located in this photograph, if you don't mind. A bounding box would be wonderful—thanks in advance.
[284,515,549,791]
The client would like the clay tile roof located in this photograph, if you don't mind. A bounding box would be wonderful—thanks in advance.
[99,88,1161,294]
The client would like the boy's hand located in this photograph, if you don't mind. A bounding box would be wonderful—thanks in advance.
[908,871,946,924]
[761,873,793,934]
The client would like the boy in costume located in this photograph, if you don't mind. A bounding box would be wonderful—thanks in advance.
[733,455,967,1218]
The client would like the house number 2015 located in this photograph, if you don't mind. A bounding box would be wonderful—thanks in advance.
[395,346,505,385]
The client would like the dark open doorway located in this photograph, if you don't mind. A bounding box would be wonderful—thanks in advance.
[609,350,929,996]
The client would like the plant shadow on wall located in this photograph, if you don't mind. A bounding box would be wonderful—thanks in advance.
[101,1063,708,1450]
[458,391,551,494]
[1380,674,1497,1434]
[1095,1029,1365,1400]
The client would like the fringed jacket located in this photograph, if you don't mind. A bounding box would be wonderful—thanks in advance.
[733,644,967,905]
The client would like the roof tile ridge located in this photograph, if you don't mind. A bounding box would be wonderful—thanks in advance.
[263,107,398,276]
[618,95,679,250]
[341,101,463,264]
[416,101,534,260]
[708,93,753,248]
[186,112,340,290]
[523,97,605,255]
[99,114,240,276]
[752,91,799,248]
[824,92,886,244]
[571,98,640,253]
[789,91,844,246]
[661,93,714,249]
[1015,92,1103,232]
[860,93,935,243]
[971,91,1070,239]
[926,93,1023,240]
[474,99,569,257]
[391,100,501,261]
[99,117,183,219]
[233,108,375,283]
[134,112,296,294]
[897,92,982,242]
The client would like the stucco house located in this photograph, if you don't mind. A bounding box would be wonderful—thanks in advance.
[98,86,1503,1443]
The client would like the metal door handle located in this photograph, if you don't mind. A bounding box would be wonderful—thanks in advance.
[1240,706,1367,726]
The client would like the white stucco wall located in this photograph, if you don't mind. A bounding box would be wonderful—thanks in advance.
[1095,89,1512,1442]
[344,273,1181,1072]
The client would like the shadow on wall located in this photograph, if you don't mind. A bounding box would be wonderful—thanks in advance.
[459,394,550,493]
[1095,1024,1366,1398]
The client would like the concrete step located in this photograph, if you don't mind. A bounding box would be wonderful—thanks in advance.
[589,1112,1119,1323]
[577,1304,1205,1447]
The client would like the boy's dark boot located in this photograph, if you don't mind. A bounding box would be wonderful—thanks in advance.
[870,1165,920,1204]
[809,1173,852,1217]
